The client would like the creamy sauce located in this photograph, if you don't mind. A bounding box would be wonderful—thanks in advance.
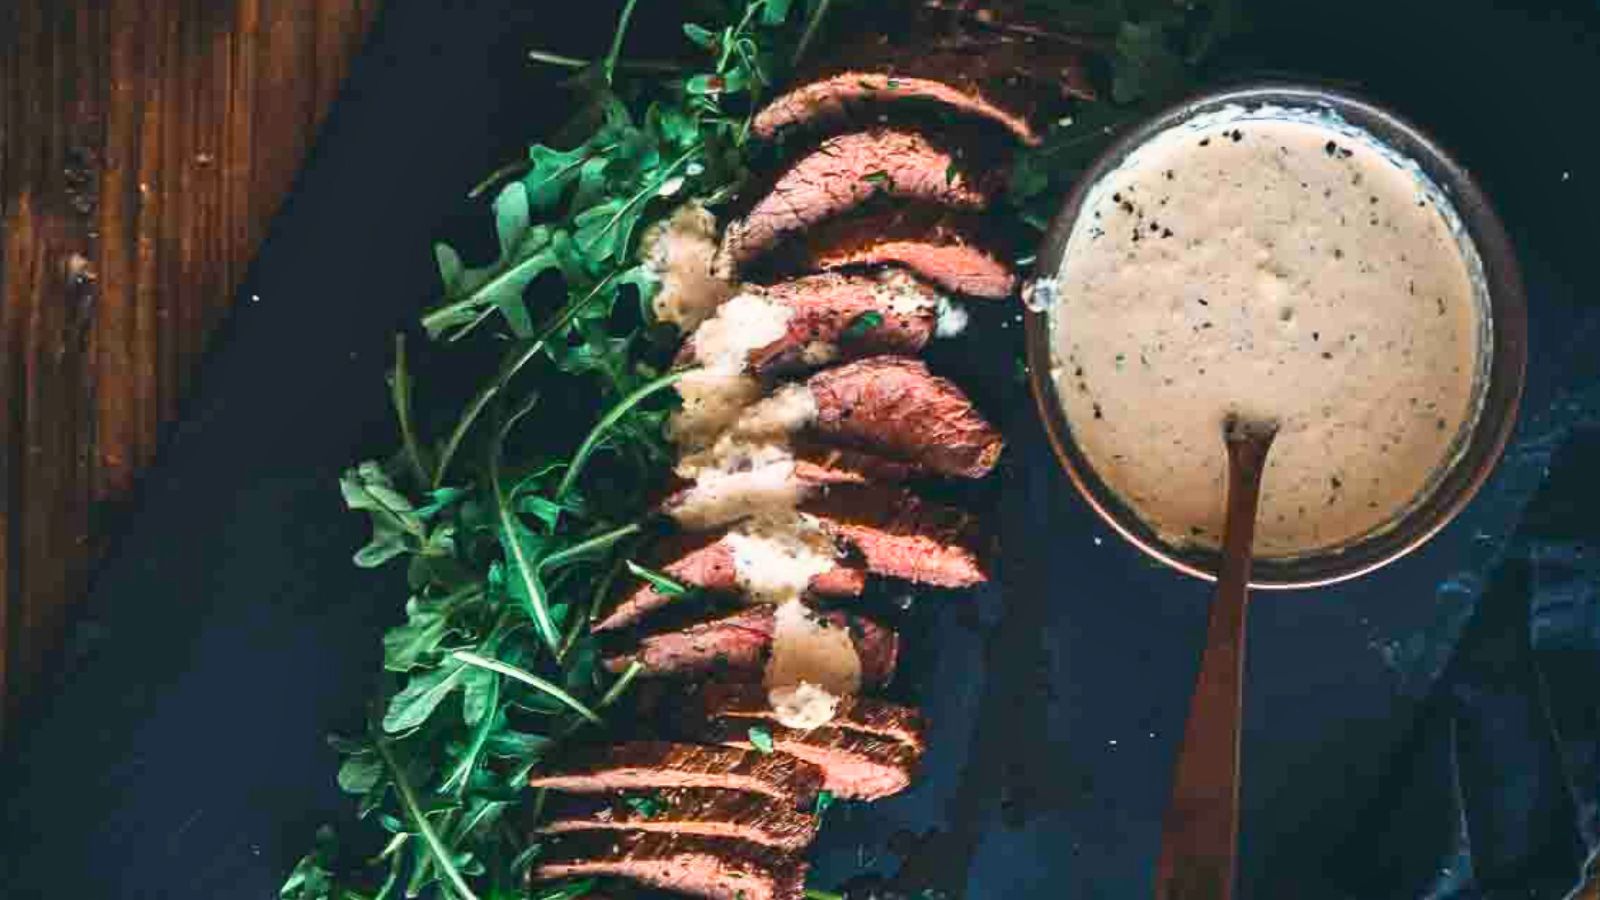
[671,443,802,531]
[645,207,866,727]
[726,512,837,605]
[689,291,793,370]
[643,204,736,331]
[764,600,861,730]
[1051,112,1484,556]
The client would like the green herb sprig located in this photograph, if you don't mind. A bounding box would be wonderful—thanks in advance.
[282,4,815,899]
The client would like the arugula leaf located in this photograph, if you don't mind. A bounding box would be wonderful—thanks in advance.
[842,310,884,340]
[383,657,471,733]
[625,560,690,597]
[748,725,775,754]
[624,793,664,817]
[813,789,835,819]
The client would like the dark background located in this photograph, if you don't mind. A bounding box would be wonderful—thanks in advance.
[2,0,1597,897]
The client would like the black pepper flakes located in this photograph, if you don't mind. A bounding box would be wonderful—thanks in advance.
[1092,402,1104,420]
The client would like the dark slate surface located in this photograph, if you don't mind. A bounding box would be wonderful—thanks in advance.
[2,1,1597,898]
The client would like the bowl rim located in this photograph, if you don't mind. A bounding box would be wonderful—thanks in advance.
[1022,81,1529,590]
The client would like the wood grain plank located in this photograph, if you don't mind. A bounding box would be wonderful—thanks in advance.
[0,0,380,740]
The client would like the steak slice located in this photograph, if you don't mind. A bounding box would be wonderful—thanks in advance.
[759,206,1017,299]
[663,443,921,531]
[791,440,925,485]
[808,356,1003,478]
[542,788,819,852]
[752,27,1093,147]
[754,70,1043,146]
[693,717,920,801]
[528,741,822,807]
[802,484,987,587]
[534,831,806,900]
[677,272,937,376]
[601,605,899,689]
[593,530,867,633]
[692,682,928,751]
[718,128,1000,271]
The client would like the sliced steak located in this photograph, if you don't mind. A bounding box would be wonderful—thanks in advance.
[755,71,1042,147]
[678,272,937,376]
[541,788,820,852]
[663,443,921,531]
[593,530,867,633]
[602,605,899,688]
[792,440,925,485]
[534,831,805,900]
[693,717,920,801]
[692,682,928,751]
[802,483,987,587]
[808,356,1004,478]
[528,741,822,807]
[759,206,1017,299]
[752,29,1093,147]
[719,128,1000,271]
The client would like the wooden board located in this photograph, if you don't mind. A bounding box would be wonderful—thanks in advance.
[0,0,380,739]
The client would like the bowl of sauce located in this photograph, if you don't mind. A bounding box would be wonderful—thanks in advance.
[1025,84,1527,588]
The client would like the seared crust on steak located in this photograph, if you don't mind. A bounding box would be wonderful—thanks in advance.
[791,440,926,485]
[529,741,823,806]
[808,357,1004,478]
[593,530,867,633]
[719,128,1001,271]
[752,26,1093,147]
[692,717,920,801]
[756,205,1017,299]
[802,484,987,587]
[541,788,820,852]
[601,605,900,688]
[691,682,928,751]
[534,830,806,900]
[677,272,936,376]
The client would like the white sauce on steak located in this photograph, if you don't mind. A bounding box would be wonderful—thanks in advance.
[726,513,837,605]
[647,206,863,728]
[764,600,862,731]
[1050,109,1486,556]
[643,204,735,331]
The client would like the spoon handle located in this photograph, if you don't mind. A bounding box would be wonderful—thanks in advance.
[1154,419,1277,900]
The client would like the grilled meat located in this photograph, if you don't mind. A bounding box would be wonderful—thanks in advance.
[691,717,920,801]
[755,205,1017,299]
[528,741,823,807]
[534,831,806,900]
[691,682,928,751]
[594,530,867,633]
[719,128,1000,271]
[601,606,899,689]
[808,357,1003,478]
[677,272,937,376]
[802,483,987,587]
[541,788,819,852]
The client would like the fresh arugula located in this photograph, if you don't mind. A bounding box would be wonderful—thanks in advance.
[747,725,777,755]
[842,310,884,340]
[283,1,1236,897]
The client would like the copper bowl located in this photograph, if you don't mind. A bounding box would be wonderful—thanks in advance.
[1023,83,1528,589]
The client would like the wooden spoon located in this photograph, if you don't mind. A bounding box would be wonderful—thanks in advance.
[1153,414,1279,900]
